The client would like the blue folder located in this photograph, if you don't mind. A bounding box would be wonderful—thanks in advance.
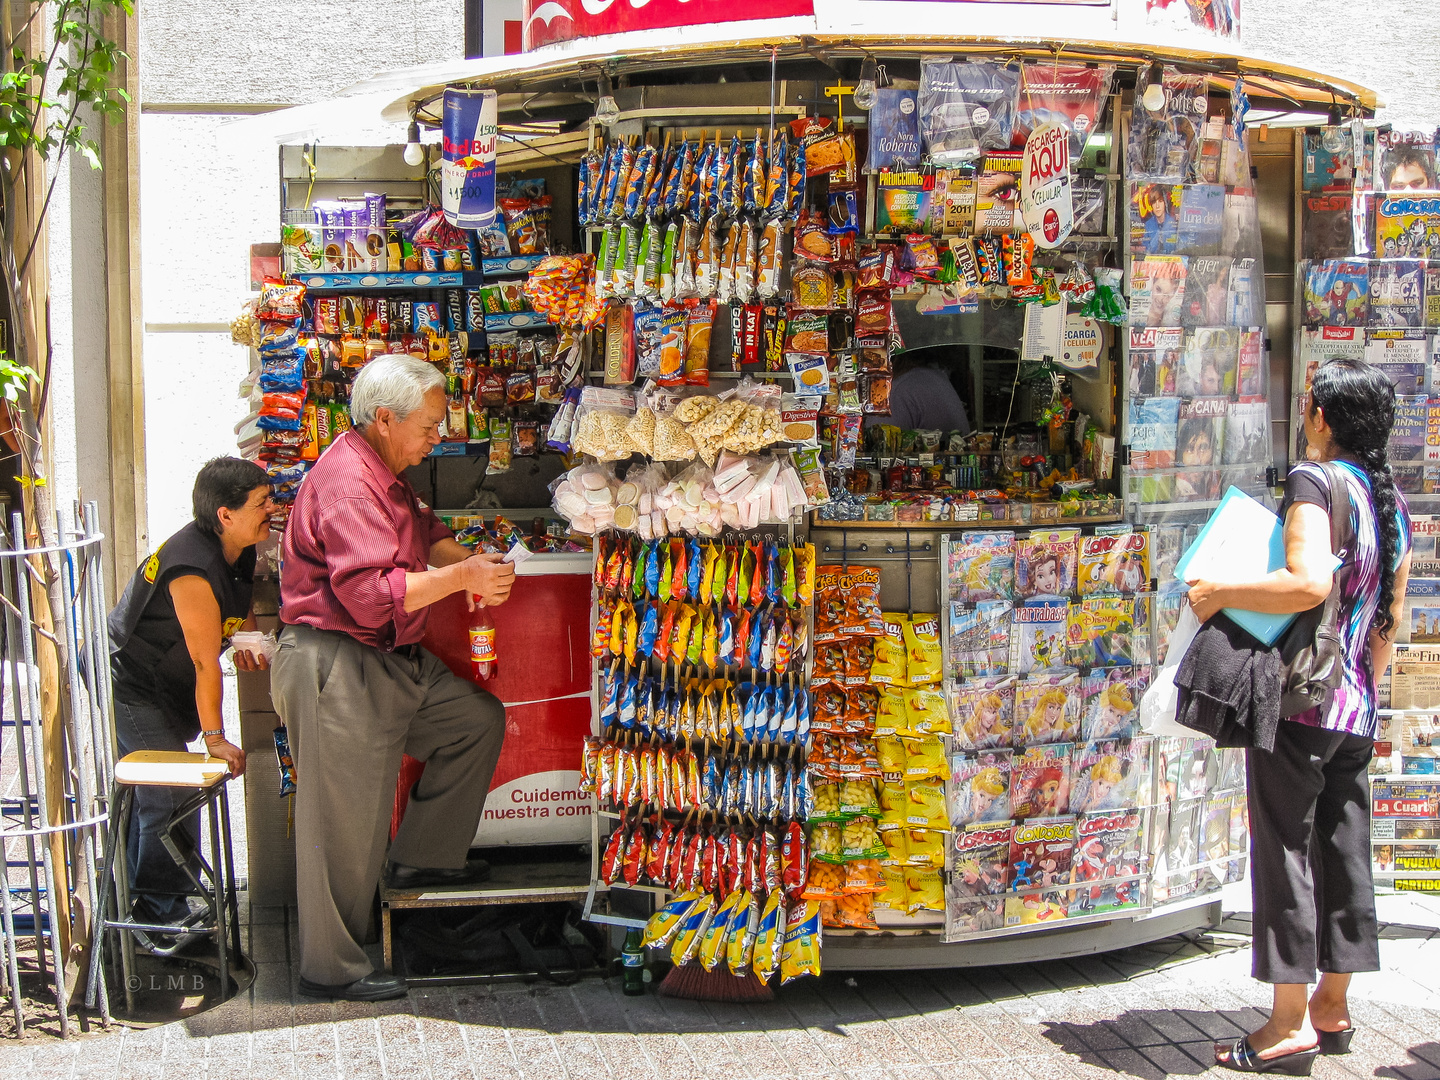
[1172,485,1337,647]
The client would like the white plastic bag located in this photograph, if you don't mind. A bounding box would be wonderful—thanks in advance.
[230,630,278,664]
[1138,602,1201,738]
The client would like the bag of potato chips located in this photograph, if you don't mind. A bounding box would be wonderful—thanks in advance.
[869,613,909,684]
[902,613,943,686]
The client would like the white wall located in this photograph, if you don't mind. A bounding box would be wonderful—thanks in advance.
[1240,0,1440,129]
[135,0,465,544]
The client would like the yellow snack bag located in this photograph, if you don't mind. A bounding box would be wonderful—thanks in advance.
[906,779,950,830]
[876,736,907,779]
[699,890,742,971]
[751,890,784,982]
[903,688,952,736]
[903,735,947,780]
[643,889,705,949]
[873,863,909,911]
[838,778,880,817]
[671,892,716,966]
[811,780,842,819]
[874,687,910,737]
[780,900,823,984]
[903,613,944,686]
[727,890,759,975]
[795,544,817,607]
[869,613,909,685]
[905,828,947,869]
[905,867,946,915]
[810,821,844,863]
[841,815,885,860]
[877,780,908,830]
[880,827,909,865]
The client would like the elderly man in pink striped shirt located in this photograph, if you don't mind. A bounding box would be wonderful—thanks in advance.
[272,354,515,1002]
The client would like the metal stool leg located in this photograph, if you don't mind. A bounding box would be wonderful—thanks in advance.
[85,782,132,1021]
[219,790,241,961]
[206,794,229,997]
[156,782,241,998]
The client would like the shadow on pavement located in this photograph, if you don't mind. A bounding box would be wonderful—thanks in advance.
[1375,1042,1440,1080]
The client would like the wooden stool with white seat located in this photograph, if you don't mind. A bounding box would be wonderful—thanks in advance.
[88,751,243,1016]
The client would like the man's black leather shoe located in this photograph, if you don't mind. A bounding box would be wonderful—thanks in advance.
[297,972,409,1001]
[384,858,492,890]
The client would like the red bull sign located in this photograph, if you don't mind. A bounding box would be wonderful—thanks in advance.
[441,88,499,229]
[524,0,815,50]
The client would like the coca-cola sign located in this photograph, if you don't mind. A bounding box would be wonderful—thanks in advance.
[524,0,815,50]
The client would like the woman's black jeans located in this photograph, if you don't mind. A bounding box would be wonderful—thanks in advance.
[1247,720,1380,984]
[111,700,201,925]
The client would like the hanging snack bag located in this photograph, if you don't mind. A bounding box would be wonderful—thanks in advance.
[656,308,688,386]
[838,566,885,638]
[874,863,909,911]
[726,890,760,975]
[790,262,834,310]
[684,300,717,386]
[830,890,879,930]
[902,614,943,686]
[904,735,948,780]
[779,900,823,983]
[874,687,909,738]
[751,889,785,982]
[904,828,947,870]
[670,892,717,966]
[903,687,952,736]
[869,613,908,685]
[487,418,513,476]
[257,278,306,322]
[905,867,946,915]
[877,779,908,830]
[906,779,950,831]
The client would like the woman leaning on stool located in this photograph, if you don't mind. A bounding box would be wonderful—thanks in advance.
[1185,359,1411,1076]
[107,457,274,952]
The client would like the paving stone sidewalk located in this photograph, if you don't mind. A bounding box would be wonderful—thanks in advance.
[3,895,1439,1080]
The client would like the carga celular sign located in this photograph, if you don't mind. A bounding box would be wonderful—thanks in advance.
[1020,121,1074,249]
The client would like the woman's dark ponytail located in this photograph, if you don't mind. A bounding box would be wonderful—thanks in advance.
[1310,358,1401,637]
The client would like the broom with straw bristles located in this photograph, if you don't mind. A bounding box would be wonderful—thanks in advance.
[658,960,775,1003]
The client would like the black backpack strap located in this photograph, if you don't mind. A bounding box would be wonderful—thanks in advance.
[1317,460,1353,565]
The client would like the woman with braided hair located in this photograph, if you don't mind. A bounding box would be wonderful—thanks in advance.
[1187,358,1411,1075]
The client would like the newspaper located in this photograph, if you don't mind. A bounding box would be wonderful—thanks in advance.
[1388,648,1440,710]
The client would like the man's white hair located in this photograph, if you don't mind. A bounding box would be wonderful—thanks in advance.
[349,355,447,429]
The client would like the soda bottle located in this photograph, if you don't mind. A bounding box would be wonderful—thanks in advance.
[621,928,646,995]
[469,597,497,680]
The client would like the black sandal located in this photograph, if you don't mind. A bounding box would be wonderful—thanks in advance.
[1317,1028,1355,1055]
[1215,1038,1320,1075]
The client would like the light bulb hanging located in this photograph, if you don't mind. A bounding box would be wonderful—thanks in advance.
[595,73,621,127]
[1141,63,1166,113]
[853,54,879,111]
[403,120,425,167]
